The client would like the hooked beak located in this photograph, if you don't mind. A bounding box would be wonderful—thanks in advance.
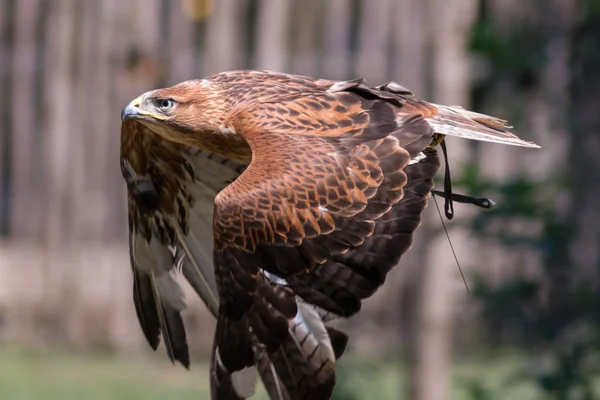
[121,96,143,121]
[121,95,167,122]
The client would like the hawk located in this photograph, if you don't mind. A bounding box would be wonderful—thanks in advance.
[120,70,539,400]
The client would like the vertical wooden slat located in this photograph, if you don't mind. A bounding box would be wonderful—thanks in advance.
[42,0,77,247]
[30,0,50,242]
[70,0,99,241]
[354,0,394,83]
[254,0,291,71]
[165,2,195,82]
[409,2,478,400]
[9,0,39,239]
[390,0,426,96]
[321,0,351,80]
[0,0,16,236]
[203,0,245,75]
[96,0,122,240]
[289,0,321,76]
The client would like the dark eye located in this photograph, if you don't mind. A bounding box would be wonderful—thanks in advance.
[157,98,175,111]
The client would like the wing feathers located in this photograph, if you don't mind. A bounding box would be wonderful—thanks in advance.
[123,121,247,370]
[175,221,219,314]
[256,347,291,400]
[122,70,540,400]
[148,269,190,368]
[131,268,160,350]
[214,271,343,400]
[130,231,189,367]
[429,104,541,148]
[210,339,257,400]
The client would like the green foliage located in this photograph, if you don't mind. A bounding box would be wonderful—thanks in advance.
[469,20,548,87]
[580,0,600,16]
[460,3,600,395]
[458,378,506,400]
[452,164,571,250]
[331,362,362,400]
[455,166,600,399]
[463,0,600,394]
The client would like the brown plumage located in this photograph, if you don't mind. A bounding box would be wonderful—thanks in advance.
[120,70,539,400]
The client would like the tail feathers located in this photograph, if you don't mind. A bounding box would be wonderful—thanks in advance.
[132,269,160,350]
[216,314,256,372]
[158,297,189,368]
[130,233,190,368]
[132,268,190,368]
[265,330,336,400]
[264,301,341,400]
[215,272,347,400]
[231,367,259,398]
[429,104,541,148]
[210,341,259,400]
[255,348,291,400]
[212,319,347,400]
[290,302,337,372]
[148,271,189,368]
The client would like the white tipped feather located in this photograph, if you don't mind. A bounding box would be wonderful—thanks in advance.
[132,233,186,310]
[263,270,288,286]
[409,151,427,165]
[430,104,541,148]
[231,367,259,398]
[155,273,186,311]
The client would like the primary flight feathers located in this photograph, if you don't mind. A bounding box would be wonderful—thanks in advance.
[120,70,539,400]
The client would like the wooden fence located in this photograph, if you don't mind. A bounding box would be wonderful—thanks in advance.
[0,1,570,398]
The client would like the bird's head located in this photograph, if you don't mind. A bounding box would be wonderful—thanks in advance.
[121,80,250,160]
[121,80,224,137]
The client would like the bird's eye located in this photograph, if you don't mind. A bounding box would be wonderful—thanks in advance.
[157,98,175,111]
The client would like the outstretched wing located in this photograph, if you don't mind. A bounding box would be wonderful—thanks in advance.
[121,71,539,400]
[122,119,292,398]
[210,75,538,400]
[121,120,246,367]
[210,82,439,400]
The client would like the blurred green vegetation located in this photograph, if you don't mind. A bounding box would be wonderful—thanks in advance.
[0,345,539,400]
[0,345,212,400]
[457,2,600,399]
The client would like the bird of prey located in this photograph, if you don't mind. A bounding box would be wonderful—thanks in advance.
[120,70,539,400]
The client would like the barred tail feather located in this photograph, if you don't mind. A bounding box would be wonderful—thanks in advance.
[214,271,348,400]
[257,300,345,400]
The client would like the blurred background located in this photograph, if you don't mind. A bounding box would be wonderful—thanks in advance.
[0,0,599,399]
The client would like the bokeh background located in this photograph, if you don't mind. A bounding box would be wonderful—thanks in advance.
[1,0,599,399]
